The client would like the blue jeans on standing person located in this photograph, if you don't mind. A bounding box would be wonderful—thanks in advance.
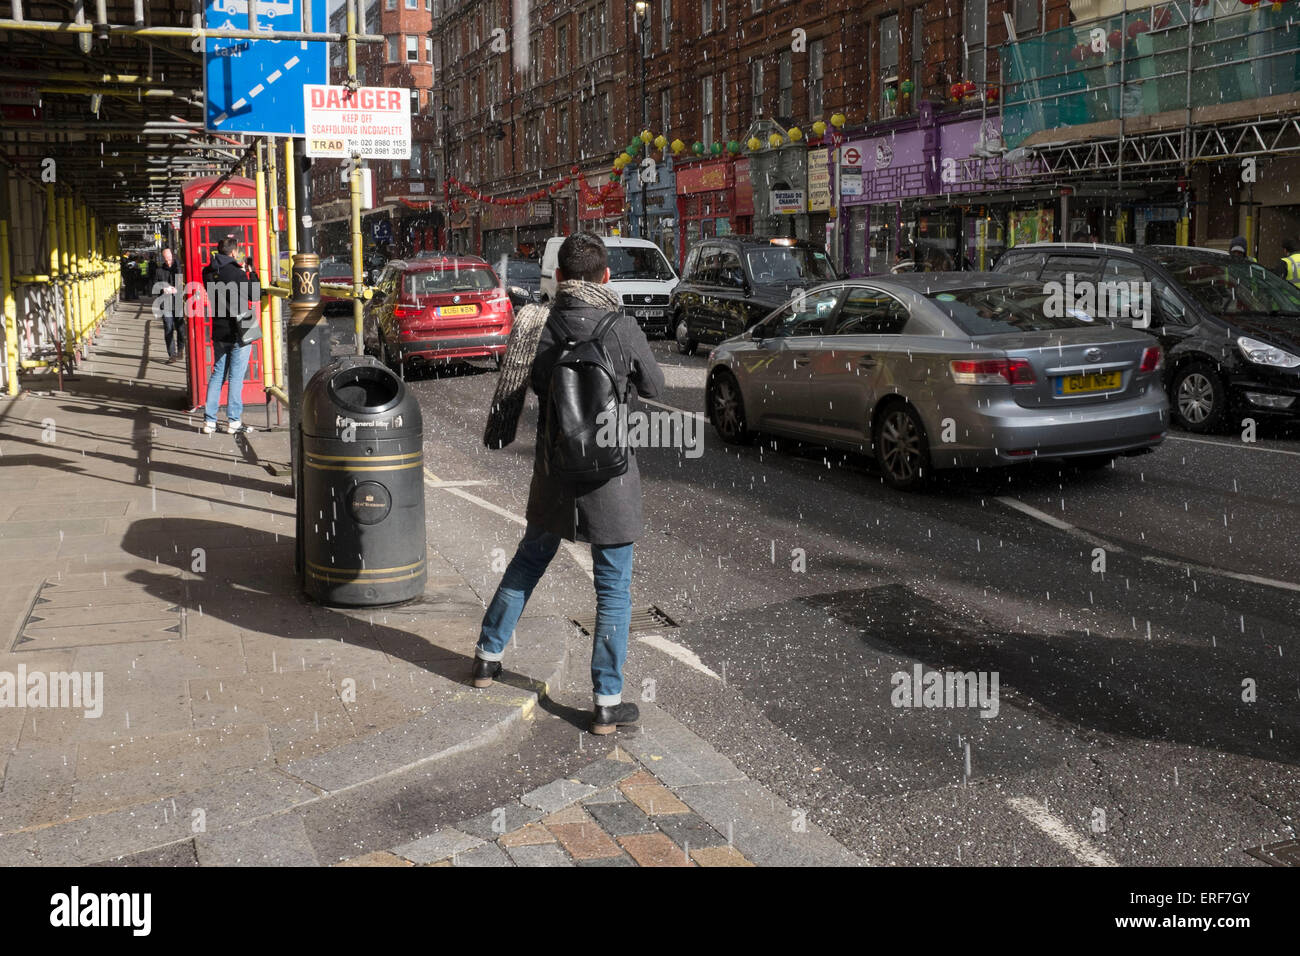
[204,341,251,424]
[476,523,634,706]
[162,312,186,358]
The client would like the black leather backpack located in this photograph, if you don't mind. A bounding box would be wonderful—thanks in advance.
[542,310,629,482]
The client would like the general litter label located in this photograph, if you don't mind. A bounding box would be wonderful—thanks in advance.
[303,84,412,160]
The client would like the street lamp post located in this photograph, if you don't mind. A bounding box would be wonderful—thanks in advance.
[635,1,649,242]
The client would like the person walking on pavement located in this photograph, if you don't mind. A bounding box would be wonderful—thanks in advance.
[476,232,665,735]
[1277,237,1300,286]
[1228,236,1253,261]
[154,248,185,363]
[200,236,259,435]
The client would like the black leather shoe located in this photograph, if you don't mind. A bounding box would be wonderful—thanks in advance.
[591,702,639,735]
[471,657,502,688]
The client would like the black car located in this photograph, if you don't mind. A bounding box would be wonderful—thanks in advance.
[994,243,1300,431]
[496,256,542,309]
[671,235,840,355]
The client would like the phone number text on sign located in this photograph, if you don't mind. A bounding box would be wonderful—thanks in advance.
[303,84,412,160]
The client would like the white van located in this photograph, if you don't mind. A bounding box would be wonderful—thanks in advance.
[540,235,679,336]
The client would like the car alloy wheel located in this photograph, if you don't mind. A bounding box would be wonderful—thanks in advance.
[675,318,697,356]
[874,404,931,490]
[709,371,751,444]
[1171,364,1226,433]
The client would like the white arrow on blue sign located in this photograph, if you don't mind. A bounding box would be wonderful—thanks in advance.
[204,0,329,136]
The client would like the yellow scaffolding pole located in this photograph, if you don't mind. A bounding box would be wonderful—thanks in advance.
[75,203,87,347]
[267,141,284,392]
[285,139,297,263]
[347,0,363,356]
[2,218,17,396]
[254,140,276,394]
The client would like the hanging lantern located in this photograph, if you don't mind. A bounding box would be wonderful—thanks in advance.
[1070,44,1088,63]
[1270,0,1282,9]
[830,113,847,128]
[1152,7,1173,26]
[951,82,964,101]
[692,141,704,154]
[747,136,763,151]
[640,129,653,144]
[768,132,784,147]
[710,142,723,154]
[627,139,641,155]
[885,88,898,102]
[900,78,914,95]
[609,172,620,182]
[654,134,668,150]
[671,138,685,154]
[986,86,1000,104]
[1127,18,1150,37]
[727,139,741,154]
[1107,29,1123,49]
[811,120,827,137]
[788,126,803,141]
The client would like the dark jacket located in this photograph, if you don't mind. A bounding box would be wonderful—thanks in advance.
[524,291,665,544]
[154,261,180,293]
[203,253,259,345]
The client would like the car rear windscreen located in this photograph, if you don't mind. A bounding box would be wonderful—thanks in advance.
[404,266,498,296]
[745,247,837,283]
[925,285,1100,335]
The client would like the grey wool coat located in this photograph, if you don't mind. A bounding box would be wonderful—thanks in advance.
[524,291,665,545]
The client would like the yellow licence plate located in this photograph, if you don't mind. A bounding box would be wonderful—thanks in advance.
[437,304,478,316]
[1057,371,1121,395]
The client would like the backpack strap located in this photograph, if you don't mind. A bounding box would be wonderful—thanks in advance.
[589,310,622,344]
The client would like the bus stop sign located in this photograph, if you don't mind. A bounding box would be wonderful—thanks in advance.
[204,0,328,136]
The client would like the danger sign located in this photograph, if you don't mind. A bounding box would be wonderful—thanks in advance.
[303,84,412,160]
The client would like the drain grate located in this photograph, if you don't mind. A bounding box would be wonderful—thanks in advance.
[571,605,677,637]
[1245,840,1300,866]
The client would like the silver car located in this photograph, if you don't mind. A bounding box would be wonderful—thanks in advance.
[705,275,1170,490]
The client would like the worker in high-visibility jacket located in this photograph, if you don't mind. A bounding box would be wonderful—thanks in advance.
[1277,237,1300,286]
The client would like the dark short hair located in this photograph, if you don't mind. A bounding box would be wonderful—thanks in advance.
[1284,238,1300,253]
[218,236,240,256]
[557,232,607,282]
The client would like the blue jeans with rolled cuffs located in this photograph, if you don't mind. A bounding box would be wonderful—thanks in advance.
[476,523,634,706]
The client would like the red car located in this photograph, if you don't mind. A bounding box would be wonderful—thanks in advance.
[364,255,514,372]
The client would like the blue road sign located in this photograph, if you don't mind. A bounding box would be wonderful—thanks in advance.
[373,220,393,243]
[204,0,329,136]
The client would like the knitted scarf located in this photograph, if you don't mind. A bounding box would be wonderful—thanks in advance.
[482,280,623,449]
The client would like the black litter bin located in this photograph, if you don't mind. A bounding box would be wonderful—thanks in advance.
[301,355,426,606]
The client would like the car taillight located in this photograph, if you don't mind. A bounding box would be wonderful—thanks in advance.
[485,292,512,312]
[393,305,423,320]
[1139,346,1162,372]
[949,358,1037,385]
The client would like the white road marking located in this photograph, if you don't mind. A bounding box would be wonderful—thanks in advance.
[1006,796,1116,866]
[638,634,720,680]
[995,496,1300,593]
[994,496,1117,550]
[423,479,496,488]
[422,469,593,578]
[1165,434,1300,458]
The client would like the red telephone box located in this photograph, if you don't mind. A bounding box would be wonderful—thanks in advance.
[180,176,266,411]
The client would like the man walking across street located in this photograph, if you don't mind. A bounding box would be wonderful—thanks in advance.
[153,248,185,363]
[200,236,259,435]
[476,232,665,735]
[1277,237,1300,286]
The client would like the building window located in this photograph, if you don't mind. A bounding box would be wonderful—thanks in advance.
[406,35,419,63]
[701,76,714,146]
[410,89,420,114]
[529,34,541,84]
[661,1,670,52]
[702,0,712,33]
[558,105,569,156]
[660,87,670,130]
[778,51,792,119]
[964,0,987,86]
[385,0,395,9]
[809,39,824,119]
[1013,0,1039,35]
[405,0,416,9]
[879,13,899,116]
[411,142,423,174]
[911,6,924,107]
[387,35,399,62]
[750,59,763,119]
[751,0,762,11]
[719,72,727,141]
[558,22,569,66]
[426,37,433,63]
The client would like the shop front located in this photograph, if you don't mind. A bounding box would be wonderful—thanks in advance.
[578,175,626,236]
[837,128,930,276]
[748,144,810,240]
[674,157,754,269]
[624,158,678,259]
[480,199,554,264]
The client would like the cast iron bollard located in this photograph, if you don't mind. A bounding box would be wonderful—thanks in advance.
[300,355,426,606]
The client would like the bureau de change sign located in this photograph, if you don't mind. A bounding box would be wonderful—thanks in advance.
[303,84,412,160]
